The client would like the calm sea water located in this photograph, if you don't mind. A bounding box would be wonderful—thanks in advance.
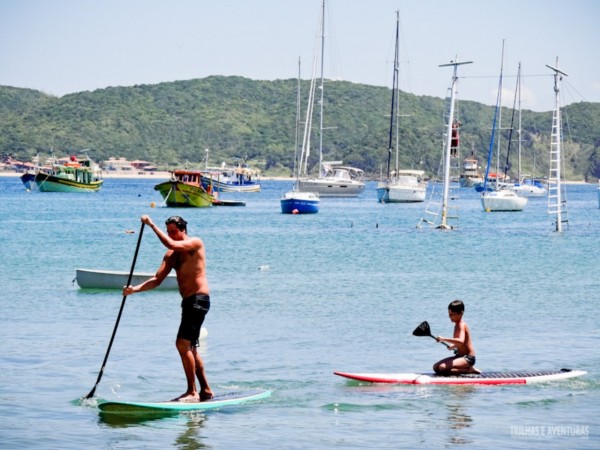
[0,176,598,449]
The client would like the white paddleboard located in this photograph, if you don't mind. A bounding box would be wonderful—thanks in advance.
[334,369,586,385]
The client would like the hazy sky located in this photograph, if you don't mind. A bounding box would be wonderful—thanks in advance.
[1,0,598,112]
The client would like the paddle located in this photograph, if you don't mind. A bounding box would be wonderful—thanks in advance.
[412,321,450,348]
[84,222,145,399]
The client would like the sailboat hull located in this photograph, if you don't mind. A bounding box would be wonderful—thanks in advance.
[297,179,365,198]
[512,186,546,197]
[376,183,426,203]
[377,170,427,203]
[512,182,547,197]
[481,190,528,211]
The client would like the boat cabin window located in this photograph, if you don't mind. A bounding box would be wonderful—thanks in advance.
[333,169,351,180]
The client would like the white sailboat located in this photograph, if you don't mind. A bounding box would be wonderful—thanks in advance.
[481,45,527,212]
[281,57,320,214]
[512,178,546,197]
[296,0,365,198]
[510,64,547,198]
[481,188,527,211]
[376,11,426,204]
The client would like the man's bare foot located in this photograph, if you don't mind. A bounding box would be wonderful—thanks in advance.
[200,390,214,402]
[171,392,199,403]
[469,366,482,374]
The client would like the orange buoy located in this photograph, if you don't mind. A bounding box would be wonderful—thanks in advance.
[292,209,299,214]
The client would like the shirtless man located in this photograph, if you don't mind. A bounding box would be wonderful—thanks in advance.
[433,300,481,375]
[123,215,214,402]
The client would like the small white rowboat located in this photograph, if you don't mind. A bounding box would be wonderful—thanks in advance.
[74,268,178,290]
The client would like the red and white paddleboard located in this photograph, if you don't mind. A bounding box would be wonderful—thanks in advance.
[334,369,586,385]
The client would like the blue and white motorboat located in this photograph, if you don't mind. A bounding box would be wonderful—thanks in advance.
[280,188,320,214]
[200,162,261,193]
[280,56,320,214]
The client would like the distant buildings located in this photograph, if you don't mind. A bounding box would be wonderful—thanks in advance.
[1,155,160,174]
[0,156,36,172]
[102,157,157,172]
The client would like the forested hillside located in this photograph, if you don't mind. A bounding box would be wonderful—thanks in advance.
[1,76,599,180]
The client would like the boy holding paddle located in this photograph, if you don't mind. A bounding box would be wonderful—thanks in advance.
[123,215,214,402]
[433,300,481,375]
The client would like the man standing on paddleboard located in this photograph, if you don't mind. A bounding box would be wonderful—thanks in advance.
[123,215,214,402]
[433,300,481,375]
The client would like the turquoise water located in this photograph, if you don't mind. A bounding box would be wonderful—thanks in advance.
[0,176,598,449]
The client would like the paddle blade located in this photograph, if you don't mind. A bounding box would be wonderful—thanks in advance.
[412,321,433,337]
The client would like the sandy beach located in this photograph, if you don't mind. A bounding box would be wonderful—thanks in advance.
[0,170,294,181]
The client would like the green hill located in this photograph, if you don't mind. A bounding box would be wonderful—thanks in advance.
[1,76,599,180]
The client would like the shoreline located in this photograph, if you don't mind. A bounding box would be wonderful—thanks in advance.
[0,170,592,184]
[0,170,295,181]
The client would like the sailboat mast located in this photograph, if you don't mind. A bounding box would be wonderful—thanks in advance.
[386,11,400,179]
[546,58,568,232]
[300,17,321,179]
[496,42,505,190]
[504,62,521,182]
[294,57,302,183]
[482,42,505,193]
[517,62,522,181]
[439,59,472,229]
[318,0,325,176]
[394,51,400,175]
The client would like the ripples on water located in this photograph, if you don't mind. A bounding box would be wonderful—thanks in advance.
[0,178,598,449]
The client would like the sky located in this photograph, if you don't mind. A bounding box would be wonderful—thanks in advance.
[1,0,599,112]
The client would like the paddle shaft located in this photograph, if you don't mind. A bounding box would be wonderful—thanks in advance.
[85,222,145,399]
[429,334,451,348]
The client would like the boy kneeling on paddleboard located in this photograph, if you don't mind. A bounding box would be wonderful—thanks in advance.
[433,300,481,375]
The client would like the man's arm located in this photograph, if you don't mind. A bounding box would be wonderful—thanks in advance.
[436,323,468,346]
[144,215,201,252]
[123,255,172,296]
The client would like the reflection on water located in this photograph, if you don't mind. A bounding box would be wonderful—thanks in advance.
[174,413,209,449]
[98,410,179,427]
[445,386,475,445]
[98,410,209,449]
